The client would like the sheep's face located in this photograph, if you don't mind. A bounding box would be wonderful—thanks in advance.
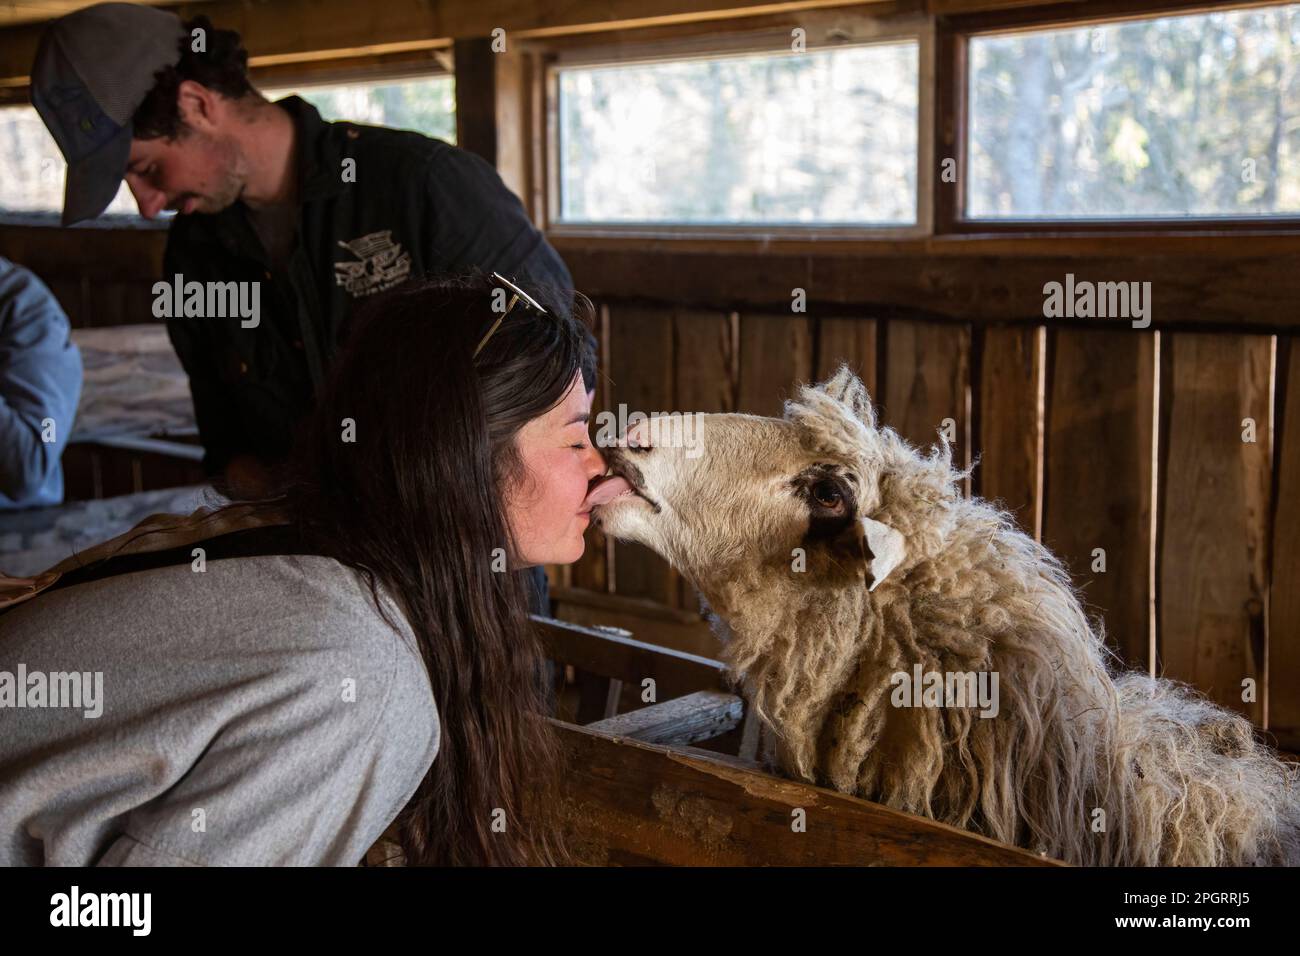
[590,367,908,600]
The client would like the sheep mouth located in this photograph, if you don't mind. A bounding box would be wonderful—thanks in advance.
[586,463,660,513]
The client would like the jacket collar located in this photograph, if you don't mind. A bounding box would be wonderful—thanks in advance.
[202,96,344,256]
[273,95,348,203]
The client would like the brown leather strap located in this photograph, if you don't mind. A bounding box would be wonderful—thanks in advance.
[0,503,294,614]
[36,524,322,598]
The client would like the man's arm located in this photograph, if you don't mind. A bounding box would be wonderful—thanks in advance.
[0,262,82,505]
[161,232,246,479]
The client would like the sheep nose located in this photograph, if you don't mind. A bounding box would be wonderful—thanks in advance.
[624,416,653,449]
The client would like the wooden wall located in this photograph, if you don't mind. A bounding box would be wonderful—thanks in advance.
[3,219,1297,750]
[2,0,1296,751]
[555,276,1300,753]
[0,223,165,328]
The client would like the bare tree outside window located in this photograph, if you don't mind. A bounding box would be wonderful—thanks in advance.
[263,75,456,143]
[0,75,455,218]
[557,41,920,226]
[0,107,137,215]
[969,3,1300,219]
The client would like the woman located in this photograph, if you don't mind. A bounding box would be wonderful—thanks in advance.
[0,272,606,866]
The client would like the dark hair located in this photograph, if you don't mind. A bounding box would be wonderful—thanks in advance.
[247,272,590,864]
[133,15,259,140]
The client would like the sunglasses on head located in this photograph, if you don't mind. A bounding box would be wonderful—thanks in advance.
[473,272,550,359]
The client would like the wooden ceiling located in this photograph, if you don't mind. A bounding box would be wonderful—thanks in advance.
[0,0,220,27]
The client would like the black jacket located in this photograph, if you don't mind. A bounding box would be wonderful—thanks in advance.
[163,98,590,621]
[163,95,584,475]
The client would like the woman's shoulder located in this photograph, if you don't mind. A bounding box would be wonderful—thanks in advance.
[3,552,435,728]
[0,553,439,865]
[210,553,419,649]
[177,554,433,715]
[254,555,437,727]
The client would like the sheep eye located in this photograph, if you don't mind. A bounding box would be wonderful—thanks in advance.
[812,480,843,509]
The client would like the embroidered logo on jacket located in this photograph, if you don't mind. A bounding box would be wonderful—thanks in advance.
[333,230,412,297]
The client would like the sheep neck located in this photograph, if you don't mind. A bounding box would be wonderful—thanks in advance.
[703,565,870,780]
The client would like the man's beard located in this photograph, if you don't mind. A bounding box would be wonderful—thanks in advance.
[189,131,247,213]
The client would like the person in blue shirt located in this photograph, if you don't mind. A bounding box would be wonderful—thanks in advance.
[0,257,82,511]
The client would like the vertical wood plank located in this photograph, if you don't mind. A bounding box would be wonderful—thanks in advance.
[1158,332,1272,723]
[569,302,610,592]
[453,37,497,167]
[493,47,530,208]
[736,313,812,417]
[674,308,736,613]
[932,22,964,234]
[979,325,1044,539]
[675,309,737,416]
[528,53,549,228]
[881,319,971,496]
[816,317,879,398]
[1044,328,1156,673]
[1270,336,1300,750]
[607,304,677,606]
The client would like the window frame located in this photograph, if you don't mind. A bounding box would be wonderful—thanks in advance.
[540,14,935,241]
[2,0,1294,238]
[0,53,456,227]
[941,0,1300,234]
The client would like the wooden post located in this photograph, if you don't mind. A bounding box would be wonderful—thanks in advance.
[453,37,497,167]
[452,36,533,216]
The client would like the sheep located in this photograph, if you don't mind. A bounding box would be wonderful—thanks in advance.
[590,366,1300,865]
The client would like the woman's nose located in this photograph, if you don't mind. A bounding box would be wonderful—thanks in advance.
[623,417,653,449]
[586,442,608,478]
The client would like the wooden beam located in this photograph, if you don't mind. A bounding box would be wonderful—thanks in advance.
[1271,336,1300,752]
[554,239,1300,331]
[551,584,705,625]
[0,0,887,88]
[933,0,1271,31]
[553,594,720,660]
[453,37,497,167]
[586,689,745,744]
[548,718,1066,865]
[932,19,963,232]
[493,47,532,208]
[532,614,730,700]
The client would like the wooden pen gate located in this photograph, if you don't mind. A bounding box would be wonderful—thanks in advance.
[552,263,1300,758]
[367,615,1063,867]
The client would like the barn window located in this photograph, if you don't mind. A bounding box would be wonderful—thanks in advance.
[0,75,455,220]
[262,75,456,143]
[553,39,921,229]
[0,106,137,217]
[967,3,1300,221]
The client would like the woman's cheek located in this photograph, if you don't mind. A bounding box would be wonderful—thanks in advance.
[564,453,593,508]
[543,452,590,522]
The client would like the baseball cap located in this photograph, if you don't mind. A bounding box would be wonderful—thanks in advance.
[30,3,187,226]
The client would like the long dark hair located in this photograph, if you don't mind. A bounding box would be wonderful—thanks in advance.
[245,272,590,864]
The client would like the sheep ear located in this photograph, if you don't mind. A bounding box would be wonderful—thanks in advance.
[859,515,905,591]
[818,365,876,428]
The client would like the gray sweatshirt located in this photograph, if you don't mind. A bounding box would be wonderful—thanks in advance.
[0,554,439,866]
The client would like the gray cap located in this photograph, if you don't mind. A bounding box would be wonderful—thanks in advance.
[30,3,187,225]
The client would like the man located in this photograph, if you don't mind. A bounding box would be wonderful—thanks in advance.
[0,258,83,512]
[31,2,592,614]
